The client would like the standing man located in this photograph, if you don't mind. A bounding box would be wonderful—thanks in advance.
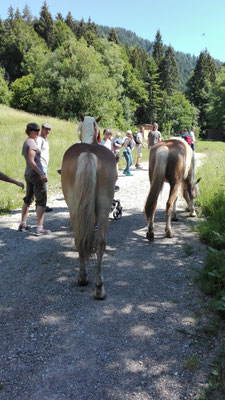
[135,126,145,169]
[148,122,161,151]
[36,122,52,212]
[112,132,123,178]
[190,126,196,151]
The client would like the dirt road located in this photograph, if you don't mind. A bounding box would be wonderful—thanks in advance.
[0,155,219,400]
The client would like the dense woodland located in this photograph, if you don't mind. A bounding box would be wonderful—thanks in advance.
[0,1,225,135]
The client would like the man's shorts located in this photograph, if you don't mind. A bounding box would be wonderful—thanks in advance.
[23,173,47,207]
[136,144,142,158]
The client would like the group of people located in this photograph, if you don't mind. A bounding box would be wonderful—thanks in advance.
[181,126,196,151]
[100,122,162,176]
[1,120,163,235]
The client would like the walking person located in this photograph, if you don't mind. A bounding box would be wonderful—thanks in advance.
[148,122,161,151]
[18,122,51,235]
[36,122,53,212]
[190,126,196,151]
[135,126,145,169]
[122,130,135,176]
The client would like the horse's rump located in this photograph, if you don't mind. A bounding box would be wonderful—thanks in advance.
[145,138,196,239]
[61,143,116,259]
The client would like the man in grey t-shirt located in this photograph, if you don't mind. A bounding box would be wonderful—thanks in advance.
[148,122,161,150]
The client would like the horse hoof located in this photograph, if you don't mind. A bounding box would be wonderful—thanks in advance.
[190,211,196,217]
[146,231,154,241]
[172,215,179,222]
[78,277,89,286]
[165,230,174,238]
[93,285,106,300]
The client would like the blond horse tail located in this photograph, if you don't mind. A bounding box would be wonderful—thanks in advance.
[72,152,97,259]
[145,146,169,219]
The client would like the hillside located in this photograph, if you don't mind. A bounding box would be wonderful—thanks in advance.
[97,24,222,90]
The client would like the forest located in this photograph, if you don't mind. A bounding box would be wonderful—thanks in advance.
[0,1,225,136]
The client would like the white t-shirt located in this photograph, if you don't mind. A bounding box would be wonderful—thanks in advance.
[190,130,196,144]
[136,132,143,145]
[101,138,112,150]
[35,136,49,168]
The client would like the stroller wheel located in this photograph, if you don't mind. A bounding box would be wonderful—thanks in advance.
[113,208,122,220]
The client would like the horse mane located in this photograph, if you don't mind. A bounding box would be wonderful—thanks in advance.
[78,116,98,144]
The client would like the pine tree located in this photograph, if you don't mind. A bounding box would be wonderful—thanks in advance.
[146,57,163,122]
[23,5,32,25]
[34,1,54,47]
[65,12,76,33]
[108,28,119,44]
[6,6,14,27]
[160,45,179,95]
[152,30,164,67]
[187,50,217,128]
[15,8,22,21]
[75,18,86,40]
[56,12,64,22]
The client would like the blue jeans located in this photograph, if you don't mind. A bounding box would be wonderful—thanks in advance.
[123,150,132,173]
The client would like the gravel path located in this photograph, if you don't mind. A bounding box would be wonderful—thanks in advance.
[0,153,221,400]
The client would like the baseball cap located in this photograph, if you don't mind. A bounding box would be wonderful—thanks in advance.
[42,122,52,129]
[116,132,121,137]
[103,128,112,134]
[126,130,132,134]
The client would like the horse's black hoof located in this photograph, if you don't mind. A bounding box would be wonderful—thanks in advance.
[172,216,179,222]
[93,285,106,300]
[78,278,89,286]
[146,231,154,241]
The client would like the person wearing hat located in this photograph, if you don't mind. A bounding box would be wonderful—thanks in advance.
[135,126,145,169]
[122,130,135,176]
[18,122,51,235]
[36,122,52,212]
[112,132,123,178]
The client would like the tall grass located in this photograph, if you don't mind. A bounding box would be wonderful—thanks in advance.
[195,140,225,312]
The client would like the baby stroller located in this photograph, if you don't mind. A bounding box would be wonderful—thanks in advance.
[111,198,122,220]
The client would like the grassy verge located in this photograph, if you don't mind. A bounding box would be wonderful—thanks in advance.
[195,140,225,313]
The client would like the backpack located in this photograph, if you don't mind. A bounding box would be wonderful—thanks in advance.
[133,133,139,144]
[183,133,191,146]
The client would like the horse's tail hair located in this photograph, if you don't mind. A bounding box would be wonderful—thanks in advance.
[145,146,169,219]
[72,152,97,260]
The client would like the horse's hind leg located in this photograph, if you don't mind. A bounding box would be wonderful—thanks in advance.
[78,255,88,286]
[146,198,158,241]
[93,216,108,300]
[165,184,179,238]
[171,196,179,221]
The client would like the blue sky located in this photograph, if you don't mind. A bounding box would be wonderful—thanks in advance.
[1,0,224,62]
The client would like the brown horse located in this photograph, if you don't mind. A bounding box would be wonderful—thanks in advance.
[61,115,116,299]
[145,138,198,240]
